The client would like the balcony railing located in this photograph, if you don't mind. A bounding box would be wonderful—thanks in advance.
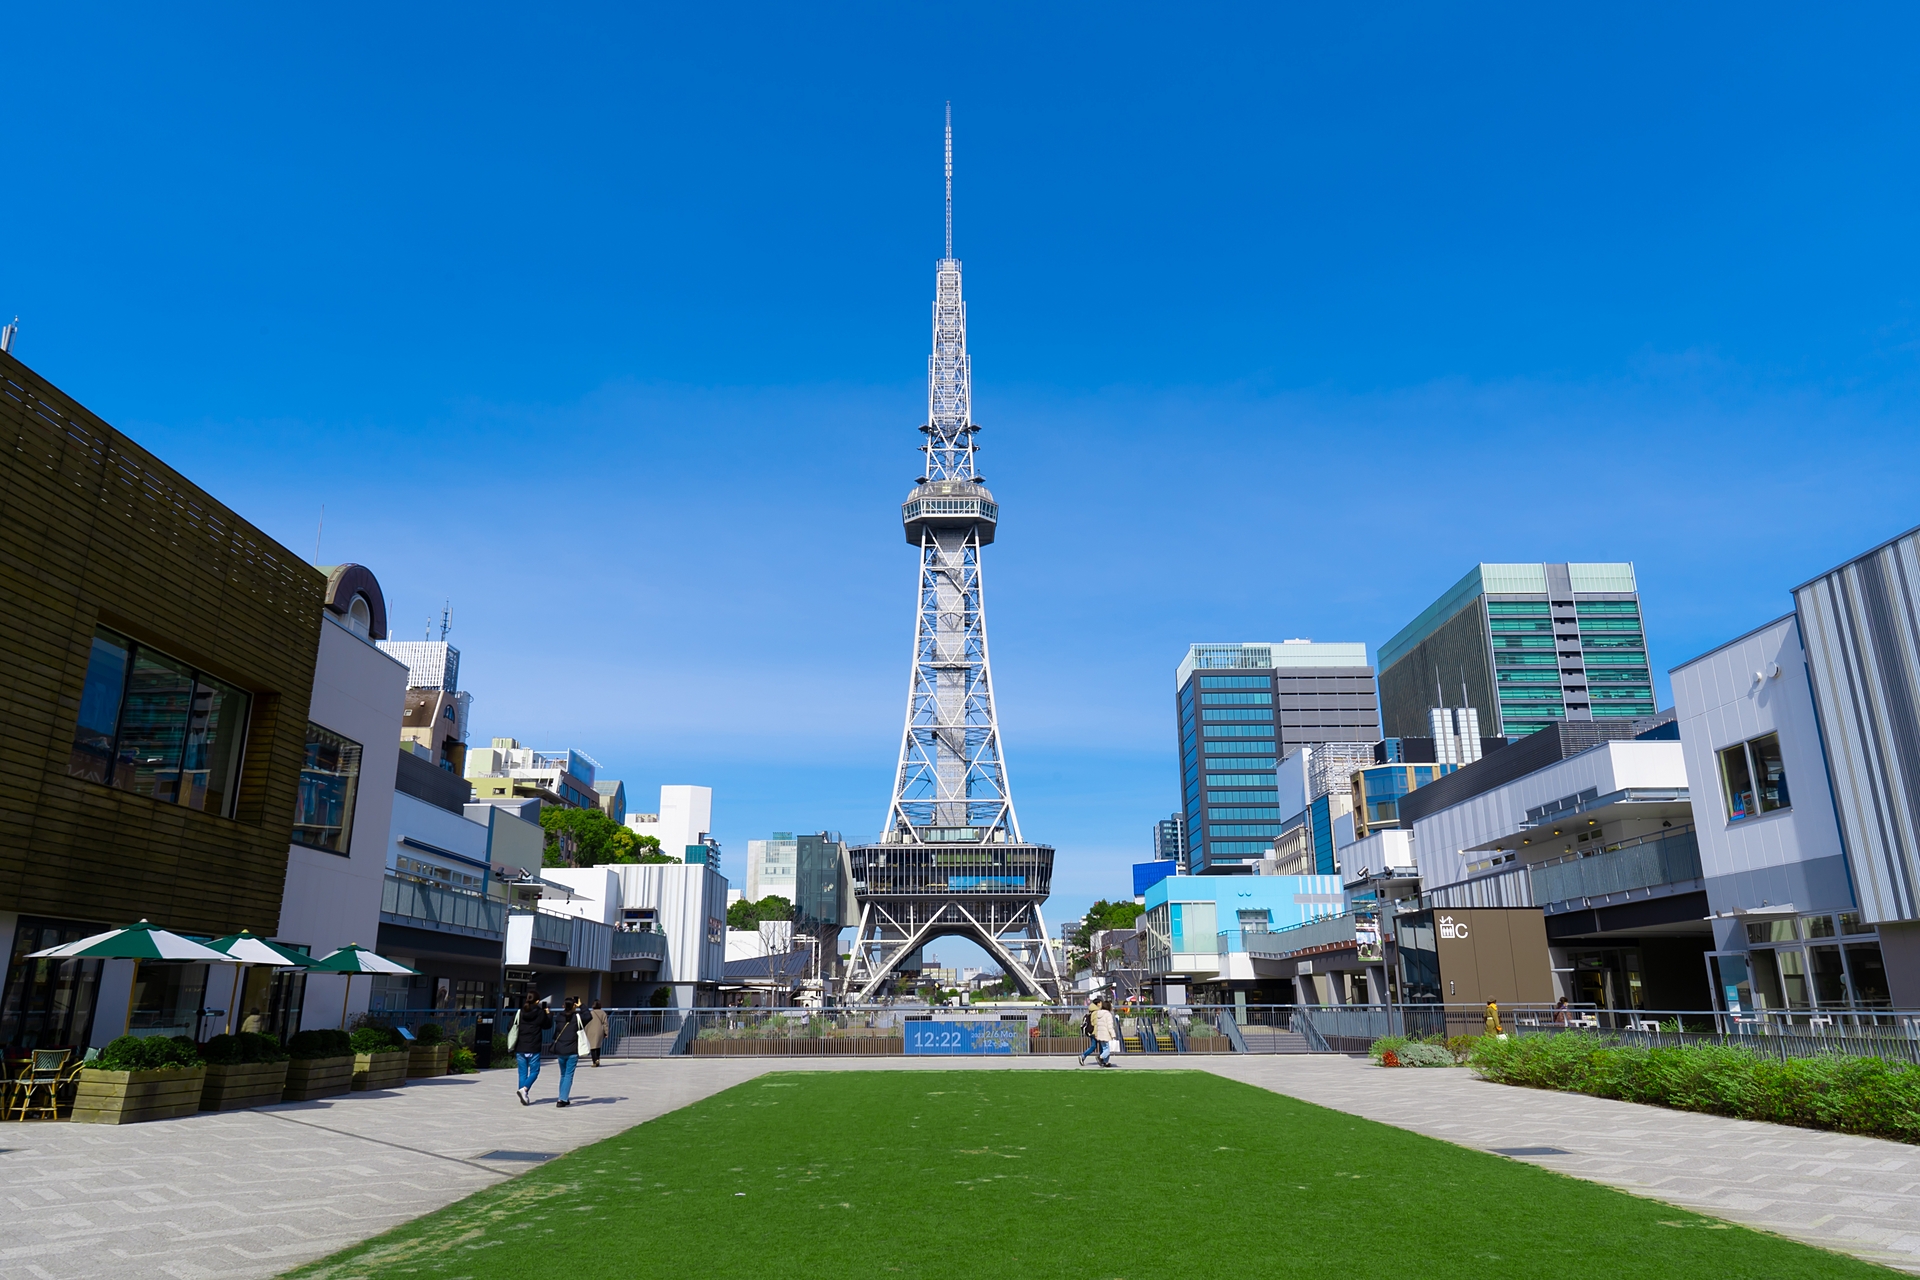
[1529,828,1702,906]
[1244,913,1357,958]
[611,929,669,962]
[382,875,506,939]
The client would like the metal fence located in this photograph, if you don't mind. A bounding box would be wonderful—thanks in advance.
[352,1002,1920,1063]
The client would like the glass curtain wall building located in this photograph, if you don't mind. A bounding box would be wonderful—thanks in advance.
[1175,642,1379,874]
[1378,563,1655,741]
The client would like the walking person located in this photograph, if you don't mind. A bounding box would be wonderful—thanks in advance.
[1077,997,1103,1065]
[1484,998,1503,1038]
[508,993,551,1106]
[550,996,587,1108]
[586,1000,609,1067]
[1090,995,1120,1068]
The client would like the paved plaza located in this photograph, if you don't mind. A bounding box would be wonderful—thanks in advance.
[2,1055,1917,1279]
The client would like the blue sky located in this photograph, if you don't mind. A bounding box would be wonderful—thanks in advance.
[8,7,1920,964]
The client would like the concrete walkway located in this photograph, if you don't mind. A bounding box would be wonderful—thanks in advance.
[2,1055,1916,1278]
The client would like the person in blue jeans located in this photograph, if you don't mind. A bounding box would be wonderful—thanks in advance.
[508,994,551,1106]
[550,996,587,1108]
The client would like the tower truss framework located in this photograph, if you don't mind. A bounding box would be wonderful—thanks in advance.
[844,106,1061,1003]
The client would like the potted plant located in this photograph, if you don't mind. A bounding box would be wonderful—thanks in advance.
[72,1035,206,1124]
[198,1032,291,1110]
[283,1029,355,1101]
[351,1025,410,1090]
[406,1022,452,1077]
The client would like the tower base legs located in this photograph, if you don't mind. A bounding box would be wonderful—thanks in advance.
[842,897,1062,1004]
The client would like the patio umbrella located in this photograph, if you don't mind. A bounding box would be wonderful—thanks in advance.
[26,919,237,1034]
[203,931,317,1034]
[310,944,419,1027]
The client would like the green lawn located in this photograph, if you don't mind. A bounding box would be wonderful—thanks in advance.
[288,1070,1892,1280]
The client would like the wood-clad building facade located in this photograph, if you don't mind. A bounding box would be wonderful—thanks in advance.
[0,348,322,943]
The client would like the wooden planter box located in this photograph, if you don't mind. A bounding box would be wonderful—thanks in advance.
[352,1049,411,1091]
[1182,1035,1233,1053]
[406,1043,452,1078]
[71,1065,206,1124]
[283,1055,354,1101]
[200,1059,291,1111]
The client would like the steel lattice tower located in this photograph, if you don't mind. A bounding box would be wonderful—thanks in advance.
[843,107,1062,1003]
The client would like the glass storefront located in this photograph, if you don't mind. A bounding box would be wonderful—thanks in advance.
[0,916,107,1049]
[1725,911,1890,1015]
[128,962,210,1039]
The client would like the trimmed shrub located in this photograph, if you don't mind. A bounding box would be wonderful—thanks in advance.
[201,1032,288,1065]
[414,1022,446,1045]
[88,1033,203,1071]
[287,1029,353,1059]
[1471,1033,1920,1144]
[350,1026,404,1054]
[448,1046,477,1074]
[1371,1034,1473,1066]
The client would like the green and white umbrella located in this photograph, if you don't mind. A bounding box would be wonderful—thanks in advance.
[27,918,232,963]
[203,930,316,1035]
[310,943,419,1027]
[26,919,237,1035]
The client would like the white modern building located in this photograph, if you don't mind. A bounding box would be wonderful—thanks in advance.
[274,566,408,1034]
[745,832,798,902]
[543,861,727,1007]
[626,784,716,868]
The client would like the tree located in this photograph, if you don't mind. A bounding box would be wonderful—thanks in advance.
[1066,899,1146,973]
[541,807,682,867]
[727,895,795,931]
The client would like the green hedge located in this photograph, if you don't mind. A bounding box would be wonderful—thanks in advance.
[88,1034,202,1071]
[287,1029,353,1059]
[1471,1033,1920,1143]
[350,1025,404,1054]
[201,1031,288,1064]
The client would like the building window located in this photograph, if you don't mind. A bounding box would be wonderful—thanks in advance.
[1719,732,1789,822]
[67,625,250,817]
[293,724,363,853]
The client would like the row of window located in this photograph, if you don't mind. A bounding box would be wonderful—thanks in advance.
[1208,788,1278,803]
[1209,823,1285,837]
[1196,675,1269,689]
[1209,807,1281,819]
[1204,723,1273,738]
[1203,708,1273,722]
[1205,772,1276,786]
[1203,740,1275,754]
[1201,692,1272,706]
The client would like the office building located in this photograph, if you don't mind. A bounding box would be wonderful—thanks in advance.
[746,832,799,902]
[1176,641,1380,874]
[591,779,627,822]
[1151,813,1187,870]
[1378,563,1655,740]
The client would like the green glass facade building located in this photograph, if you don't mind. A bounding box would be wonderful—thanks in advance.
[1378,563,1656,740]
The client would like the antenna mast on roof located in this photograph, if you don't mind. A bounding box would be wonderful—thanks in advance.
[439,600,452,641]
[0,317,17,354]
[944,101,953,259]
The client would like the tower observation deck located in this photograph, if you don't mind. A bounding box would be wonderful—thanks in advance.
[843,107,1062,1003]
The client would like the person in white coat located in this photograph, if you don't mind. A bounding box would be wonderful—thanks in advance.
[1088,997,1119,1068]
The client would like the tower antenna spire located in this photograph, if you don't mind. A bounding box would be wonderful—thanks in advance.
[944,102,953,259]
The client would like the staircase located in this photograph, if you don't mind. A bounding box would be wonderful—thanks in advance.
[1122,1034,1145,1053]
[1237,1026,1315,1054]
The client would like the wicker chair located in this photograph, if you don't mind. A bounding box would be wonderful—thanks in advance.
[7,1049,70,1121]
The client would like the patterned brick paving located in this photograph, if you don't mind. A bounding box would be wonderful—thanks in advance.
[2,1056,1915,1278]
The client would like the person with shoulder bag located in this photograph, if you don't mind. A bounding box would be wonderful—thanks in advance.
[508,993,552,1106]
[1090,997,1119,1068]
[1077,998,1102,1065]
[586,1000,609,1066]
[549,996,587,1108]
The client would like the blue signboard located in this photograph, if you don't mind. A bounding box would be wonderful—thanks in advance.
[904,1020,1031,1055]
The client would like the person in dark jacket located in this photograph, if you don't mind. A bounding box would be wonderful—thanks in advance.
[509,994,551,1106]
[550,996,587,1108]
